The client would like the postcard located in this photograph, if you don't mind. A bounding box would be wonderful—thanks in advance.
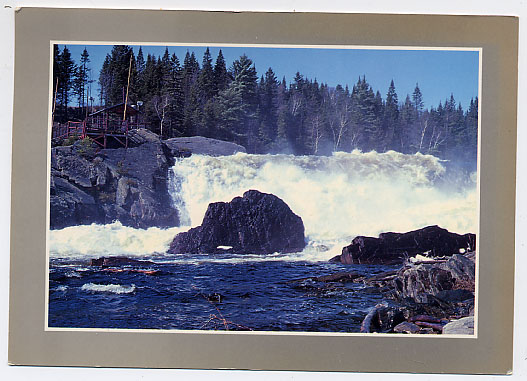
[9,8,517,374]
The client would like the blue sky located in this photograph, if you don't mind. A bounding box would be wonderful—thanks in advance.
[59,44,479,109]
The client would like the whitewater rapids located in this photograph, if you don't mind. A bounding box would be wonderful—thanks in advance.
[49,151,477,261]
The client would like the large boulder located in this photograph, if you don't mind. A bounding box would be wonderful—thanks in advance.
[164,136,246,157]
[50,138,179,229]
[330,225,476,265]
[169,190,306,254]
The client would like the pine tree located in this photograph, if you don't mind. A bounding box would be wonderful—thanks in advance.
[135,47,146,100]
[465,97,479,167]
[99,45,137,106]
[197,48,215,103]
[399,95,414,153]
[411,83,426,153]
[213,49,229,94]
[56,46,76,121]
[258,67,279,149]
[350,76,377,151]
[227,54,259,150]
[384,79,400,151]
[73,47,91,118]
[412,83,424,116]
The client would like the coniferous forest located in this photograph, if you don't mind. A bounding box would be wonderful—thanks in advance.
[53,45,479,167]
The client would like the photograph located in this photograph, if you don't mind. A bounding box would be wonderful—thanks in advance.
[47,43,480,335]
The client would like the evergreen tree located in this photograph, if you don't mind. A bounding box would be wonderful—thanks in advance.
[98,54,111,106]
[197,48,216,102]
[226,54,259,149]
[213,49,229,94]
[384,79,400,151]
[56,46,76,121]
[350,76,377,151]
[181,51,201,136]
[135,47,146,100]
[258,67,279,149]
[169,53,184,137]
[99,45,137,106]
[464,97,479,167]
[410,83,426,152]
[73,47,91,118]
[412,83,424,116]
[399,95,415,153]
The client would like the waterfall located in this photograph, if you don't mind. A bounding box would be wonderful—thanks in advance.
[169,151,477,243]
[49,150,477,261]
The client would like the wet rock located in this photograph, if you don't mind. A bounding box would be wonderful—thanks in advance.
[442,316,474,335]
[330,225,476,265]
[435,289,474,303]
[164,136,246,157]
[361,302,406,333]
[393,321,421,334]
[90,256,154,267]
[169,190,306,255]
[315,272,361,283]
[393,253,476,303]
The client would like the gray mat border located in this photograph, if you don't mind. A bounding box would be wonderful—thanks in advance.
[9,8,517,374]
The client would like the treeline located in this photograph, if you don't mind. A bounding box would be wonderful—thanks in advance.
[53,45,478,165]
[53,45,93,122]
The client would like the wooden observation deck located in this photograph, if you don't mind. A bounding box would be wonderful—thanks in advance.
[52,103,145,149]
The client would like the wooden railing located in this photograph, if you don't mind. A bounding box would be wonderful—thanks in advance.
[51,121,86,140]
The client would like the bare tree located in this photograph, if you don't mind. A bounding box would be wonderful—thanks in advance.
[153,94,171,138]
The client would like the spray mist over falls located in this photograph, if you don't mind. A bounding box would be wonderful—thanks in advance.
[169,151,477,245]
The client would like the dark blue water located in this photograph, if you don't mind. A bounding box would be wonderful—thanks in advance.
[48,254,395,332]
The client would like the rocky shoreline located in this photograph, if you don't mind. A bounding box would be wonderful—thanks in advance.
[50,130,245,229]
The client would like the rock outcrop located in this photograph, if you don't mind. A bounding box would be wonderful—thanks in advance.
[169,190,306,254]
[393,253,476,304]
[330,225,476,265]
[50,137,178,229]
[358,251,476,334]
[164,136,246,157]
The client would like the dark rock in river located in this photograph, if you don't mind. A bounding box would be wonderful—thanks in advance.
[360,302,406,333]
[169,190,306,254]
[90,256,154,267]
[330,225,476,265]
[50,136,178,229]
[164,136,246,157]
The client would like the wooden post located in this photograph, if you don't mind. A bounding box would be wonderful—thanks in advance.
[123,54,133,122]
[123,54,133,148]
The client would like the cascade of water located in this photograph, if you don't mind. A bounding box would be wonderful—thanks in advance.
[169,151,477,243]
[50,151,477,261]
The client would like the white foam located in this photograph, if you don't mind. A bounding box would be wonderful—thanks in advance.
[81,283,136,294]
[49,221,187,259]
[169,151,477,245]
